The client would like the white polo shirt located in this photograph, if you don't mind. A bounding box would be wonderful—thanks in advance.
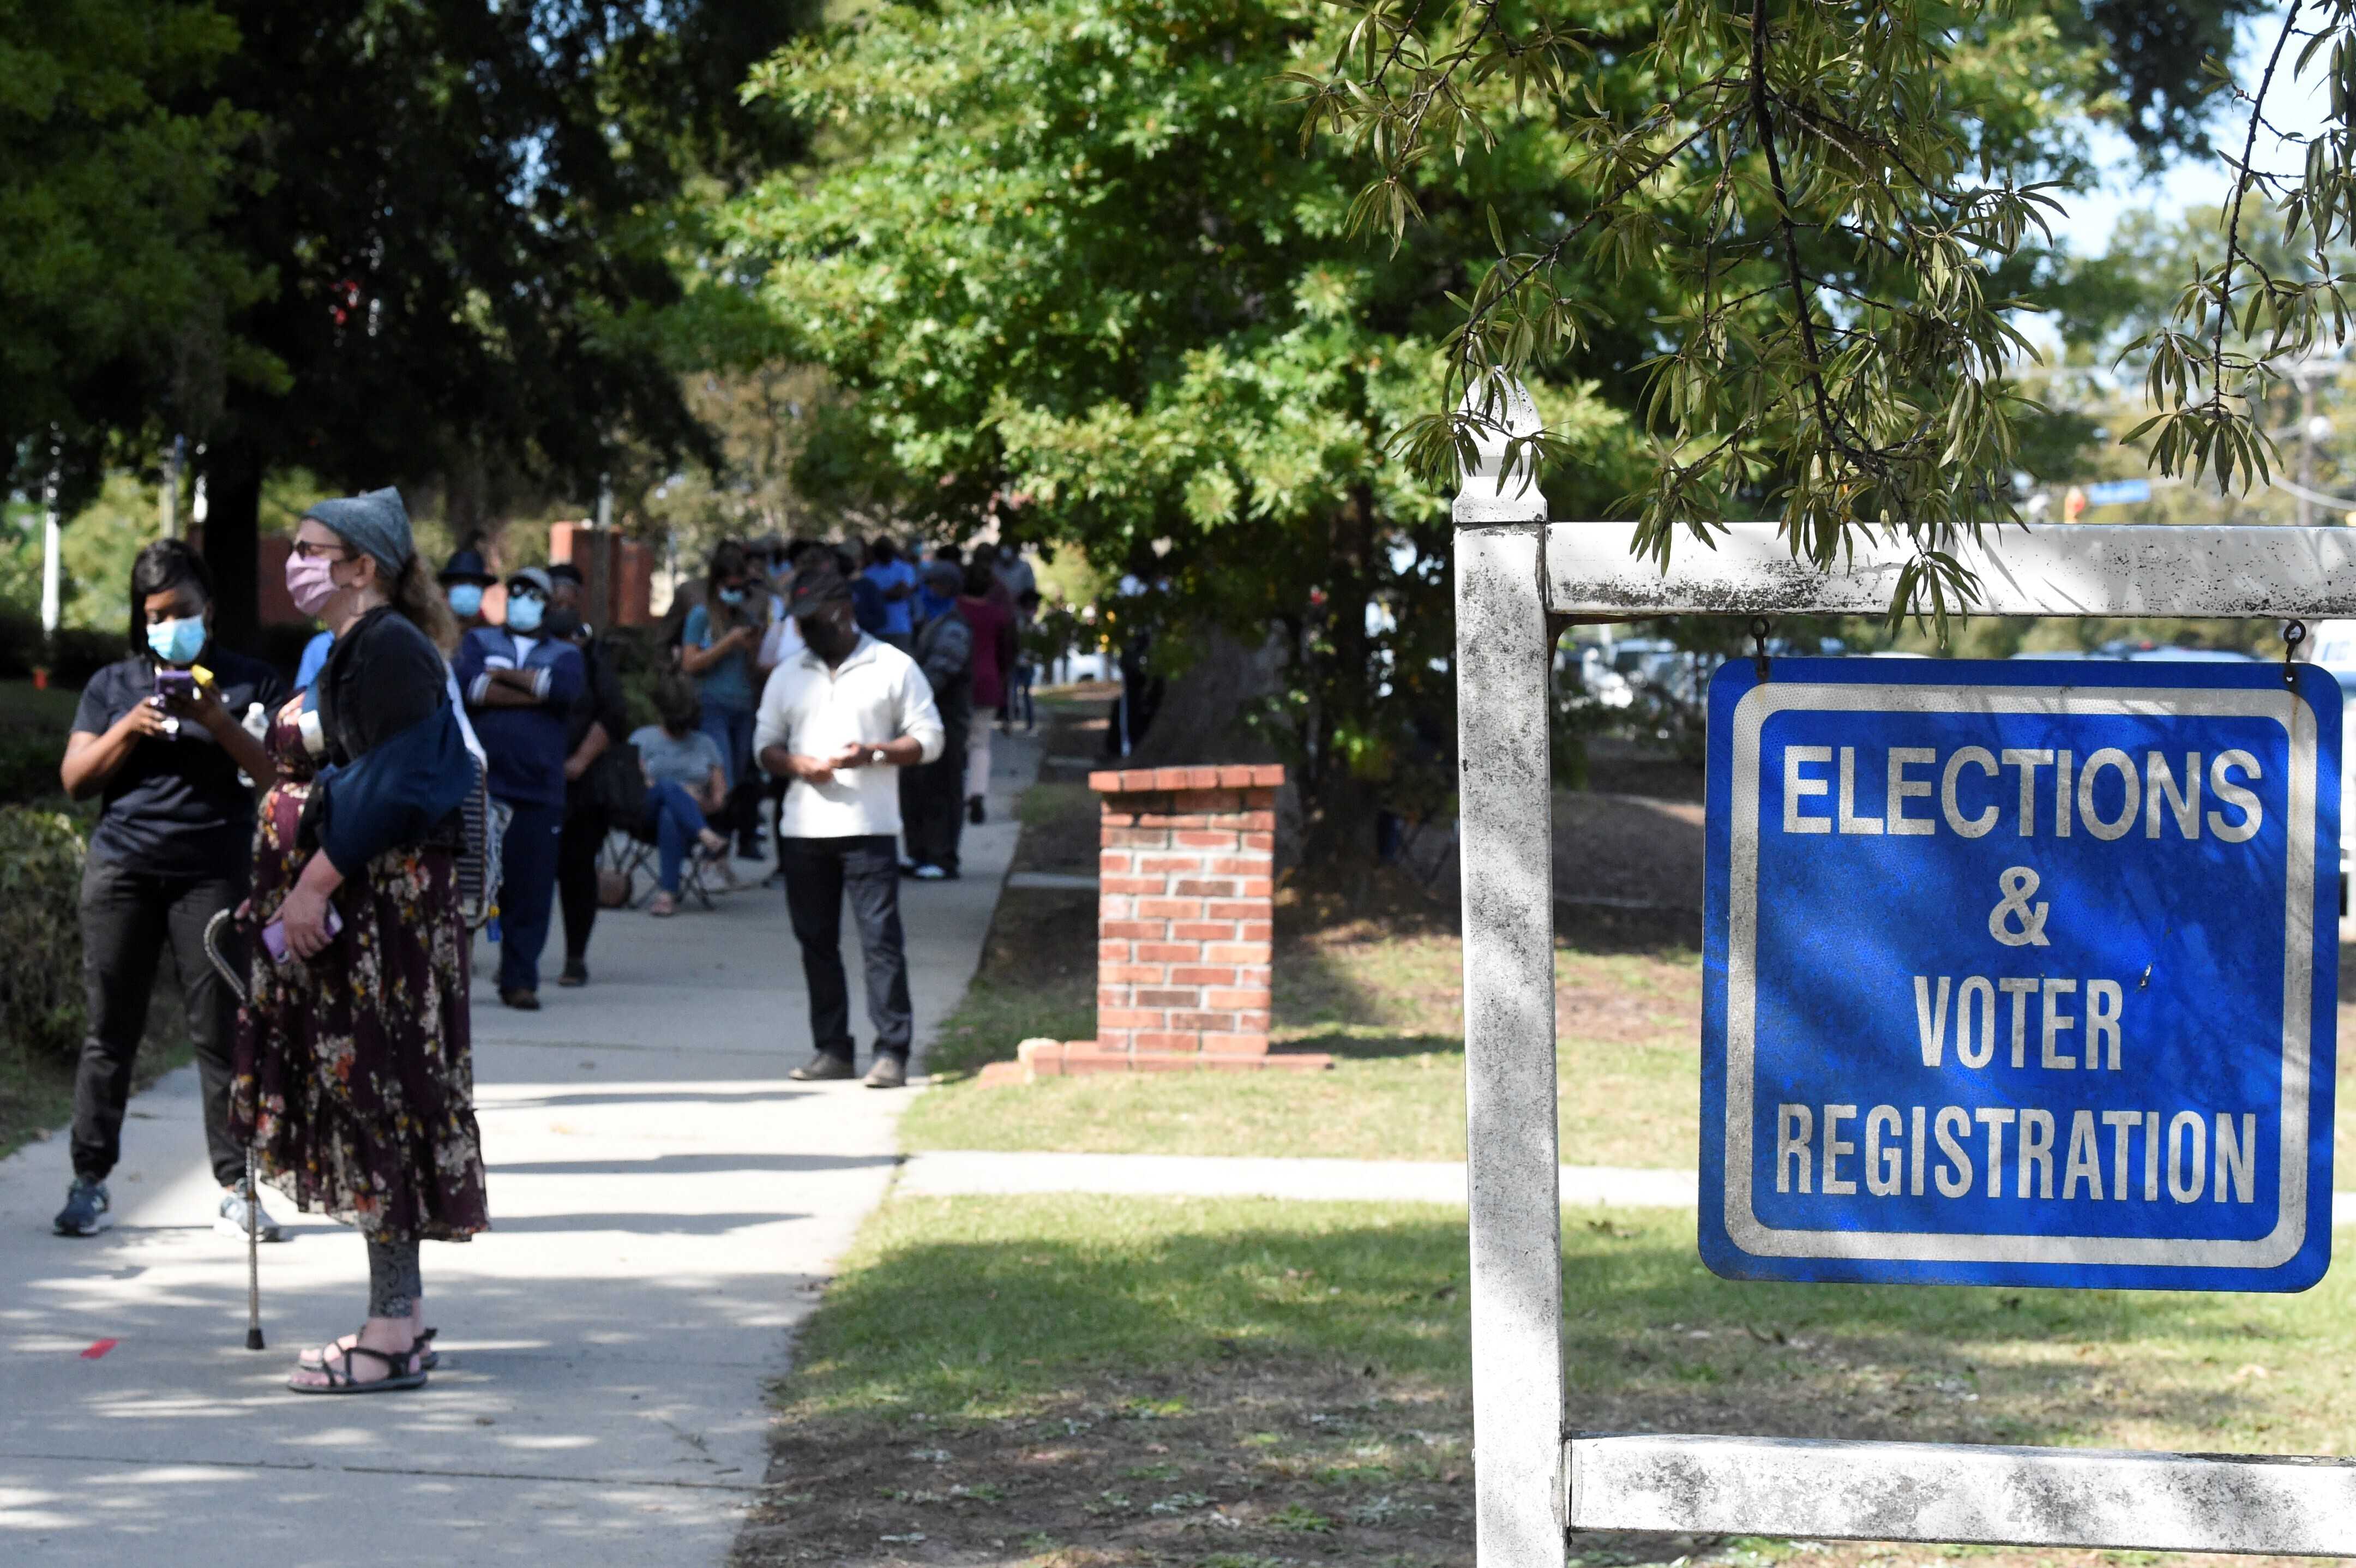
[753,633,945,838]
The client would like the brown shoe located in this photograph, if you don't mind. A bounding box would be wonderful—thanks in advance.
[789,1054,856,1082]
[864,1057,907,1089]
[500,988,540,1011]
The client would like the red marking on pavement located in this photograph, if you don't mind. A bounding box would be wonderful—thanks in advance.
[80,1338,117,1360]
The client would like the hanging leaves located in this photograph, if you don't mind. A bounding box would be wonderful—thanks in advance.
[1295,0,2091,624]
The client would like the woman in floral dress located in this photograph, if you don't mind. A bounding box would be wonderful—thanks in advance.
[231,488,488,1393]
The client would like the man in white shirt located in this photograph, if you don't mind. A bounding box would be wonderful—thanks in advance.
[755,565,945,1088]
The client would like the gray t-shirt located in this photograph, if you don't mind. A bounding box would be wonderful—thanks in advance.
[631,725,724,792]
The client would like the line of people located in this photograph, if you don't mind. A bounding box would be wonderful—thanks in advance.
[46,494,1036,1392]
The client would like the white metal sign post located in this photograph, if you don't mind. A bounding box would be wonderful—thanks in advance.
[1453,396,2356,1567]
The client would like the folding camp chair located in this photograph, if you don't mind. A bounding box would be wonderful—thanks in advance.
[599,821,722,910]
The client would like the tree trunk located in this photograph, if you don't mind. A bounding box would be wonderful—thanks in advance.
[203,438,264,653]
[1300,489,1382,864]
[1122,626,1288,767]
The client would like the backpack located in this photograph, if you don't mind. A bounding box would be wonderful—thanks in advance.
[456,758,508,931]
[588,741,648,822]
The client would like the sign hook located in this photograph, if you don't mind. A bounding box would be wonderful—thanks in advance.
[1751,616,1772,682]
[2283,619,2306,691]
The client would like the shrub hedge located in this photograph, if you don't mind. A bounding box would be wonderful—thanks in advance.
[0,808,87,1064]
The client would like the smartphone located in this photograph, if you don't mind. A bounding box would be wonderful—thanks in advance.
[262,906,342,963]
[154,669,196,701]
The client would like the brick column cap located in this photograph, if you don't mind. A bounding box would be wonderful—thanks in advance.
[1088,764,1284,792]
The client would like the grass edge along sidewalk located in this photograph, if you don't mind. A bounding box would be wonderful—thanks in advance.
[738,1193,2356,1568]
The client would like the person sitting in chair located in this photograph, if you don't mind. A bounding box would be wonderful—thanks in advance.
[629,677,732,917]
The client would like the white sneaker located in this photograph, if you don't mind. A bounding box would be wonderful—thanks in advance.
[217,1187,285,1242]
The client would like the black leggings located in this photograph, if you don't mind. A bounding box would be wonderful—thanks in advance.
[367,1236,422,1319]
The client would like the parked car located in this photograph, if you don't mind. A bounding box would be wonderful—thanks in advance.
[1560,641,1636,708]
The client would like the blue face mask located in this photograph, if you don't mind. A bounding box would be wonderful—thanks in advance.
[717,586,747,606]
[506,593,545,633]
[146,614,207,666]
[447,583,484,617]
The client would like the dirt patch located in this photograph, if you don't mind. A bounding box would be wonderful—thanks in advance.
[1398,785,1708,953]
[1553,796,1705,911]
[730,1351,2304,1568]
[1555,982,1697,1046]
[732,1365,1472,1568]
[1012,784,1104,878]
[1579,737,1706,803]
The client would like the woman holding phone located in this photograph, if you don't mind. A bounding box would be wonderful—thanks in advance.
[231,486,489,1394]
[53,540,286,1240]
[676,540,767,862]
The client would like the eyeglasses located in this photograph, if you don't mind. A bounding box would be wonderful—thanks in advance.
[290,540,354,562]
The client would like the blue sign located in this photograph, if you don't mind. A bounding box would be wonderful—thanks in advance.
[1700,658,2339,1290]
[2082,479,2154,508]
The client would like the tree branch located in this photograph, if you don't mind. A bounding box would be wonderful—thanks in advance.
[1746,0,1840,458]
[2216,0,2304,406]
[1453,103,1742,365]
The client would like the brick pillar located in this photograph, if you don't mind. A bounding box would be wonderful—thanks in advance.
[1091,765,1281,1056]
[989,765,1330,1083]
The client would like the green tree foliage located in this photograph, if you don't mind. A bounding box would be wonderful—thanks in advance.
[728,0,1642,823]
[726,0,2142,824]
[187,0,819,641]
[630,365,832,563]
[2065,0,2261,160]
[2119,1,2356,497]
[1295,0,2241,629]
[0,0,265,505]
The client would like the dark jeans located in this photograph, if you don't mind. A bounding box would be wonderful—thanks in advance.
[778,835,912,1062]
[638,780,711,893]
[1008,662,1034,728]
[556,792,605,969]
[899,742,967,874]
[73,858,245,1188]
[497,797,564,994]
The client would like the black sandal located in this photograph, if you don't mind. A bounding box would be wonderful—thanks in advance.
[287,1341,429,1395]
[299,1325,438,1373]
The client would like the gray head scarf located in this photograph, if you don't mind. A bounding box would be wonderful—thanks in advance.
[304,487,414,579]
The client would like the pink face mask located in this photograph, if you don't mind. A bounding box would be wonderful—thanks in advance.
[285,550,342,618]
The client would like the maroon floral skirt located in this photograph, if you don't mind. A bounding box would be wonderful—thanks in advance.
[229,776,488,1243]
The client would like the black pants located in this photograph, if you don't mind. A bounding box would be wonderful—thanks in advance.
[778,835,912,1062]
[556,792,606,969]
[73,858,245,1188]
[899,742,967,874]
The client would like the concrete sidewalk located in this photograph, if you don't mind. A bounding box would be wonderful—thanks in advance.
[0,735,1030,1567]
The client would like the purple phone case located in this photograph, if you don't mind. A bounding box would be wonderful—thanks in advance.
[262,906,342,962]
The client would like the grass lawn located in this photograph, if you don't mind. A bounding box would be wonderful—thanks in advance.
[0,677,84,730]
[0,677,92,1158]
[0,958,191,1164]
[0,1037,192,1166]
[745,1192,2356,1568]
[907,923,1703,1166]
[0,1054,82,1166]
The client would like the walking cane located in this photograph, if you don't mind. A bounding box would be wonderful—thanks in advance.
[202,910,265,1351]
